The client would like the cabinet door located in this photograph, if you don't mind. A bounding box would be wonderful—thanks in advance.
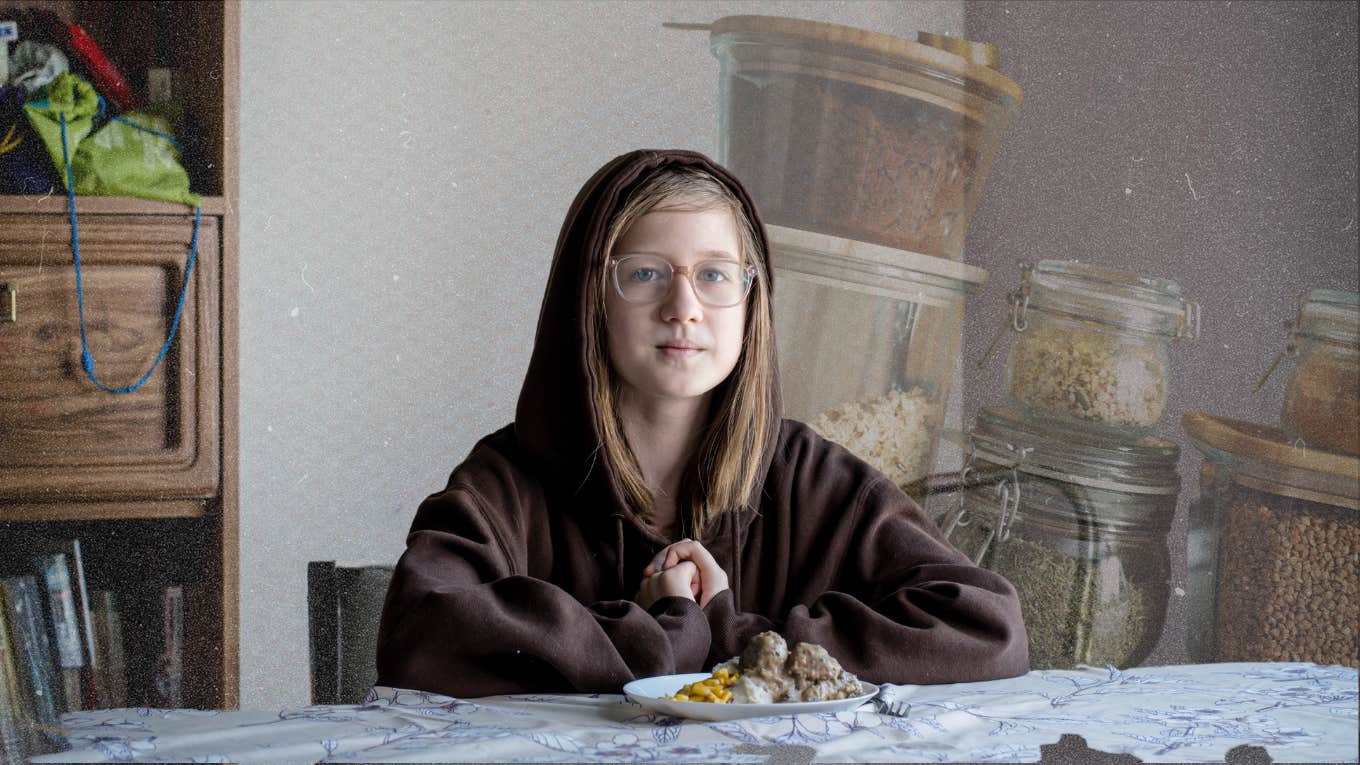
[0,214,220,501]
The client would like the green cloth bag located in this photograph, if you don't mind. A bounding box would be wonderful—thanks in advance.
[23,72,200,206]
[22,71,100,186]
[72,111,201,206]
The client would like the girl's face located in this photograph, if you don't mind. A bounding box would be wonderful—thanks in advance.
[605,205,747,405]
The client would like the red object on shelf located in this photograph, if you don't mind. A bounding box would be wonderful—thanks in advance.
[64,22,139,111]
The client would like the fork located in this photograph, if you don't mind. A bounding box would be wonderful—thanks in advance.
[871,685,911,717]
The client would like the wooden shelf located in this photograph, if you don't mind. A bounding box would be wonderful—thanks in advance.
[0,499,209,522]
[0,195,228,216]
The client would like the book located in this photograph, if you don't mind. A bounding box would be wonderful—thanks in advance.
[33,542,98,712]
[0,598,30,762]
[0,591,50,760]
[90,590,128,709]
[1,575,64,740]
[152,584,183,709]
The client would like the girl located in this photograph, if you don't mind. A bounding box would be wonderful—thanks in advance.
[376,149,1027,697]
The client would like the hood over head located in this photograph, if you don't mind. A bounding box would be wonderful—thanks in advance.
[514,149,782,529]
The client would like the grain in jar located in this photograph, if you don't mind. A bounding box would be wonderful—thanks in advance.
[710,17,1022,261]
[1278,290,1360,455]
[939,407,1180,669]
[768,225,986,493]
[996,261,1198,439]
[1184,412,1359,667]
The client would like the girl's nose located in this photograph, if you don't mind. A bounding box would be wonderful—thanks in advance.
[660,273,704,323]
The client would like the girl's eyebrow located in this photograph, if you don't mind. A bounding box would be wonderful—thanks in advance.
[624,249,739,261]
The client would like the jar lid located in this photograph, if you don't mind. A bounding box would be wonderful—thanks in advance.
[708,15,1023,106]
[969,406,1181,496]
[1182,411,1359,510]
[767,224,988,306]
[1295,288,1360,348]
[916,32,999,68]
[1019,260,1200,340]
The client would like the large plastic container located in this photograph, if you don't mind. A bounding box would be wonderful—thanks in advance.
[768,224,987,492]
[1184,411,1359,666]
[710,16,1023,261]
[938,407,1180,670]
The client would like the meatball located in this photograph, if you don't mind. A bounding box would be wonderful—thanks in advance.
[720,631,864,705]
[796,670,864,702]
[787,642,842,684]
[740,631,789,677]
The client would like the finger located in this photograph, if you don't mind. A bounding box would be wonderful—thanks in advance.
[647,537,693,575]
[647,538,691,575]
[661,538,699,571]
[662,560,697,579]
[644,550,667,576]
[659,561,699,600]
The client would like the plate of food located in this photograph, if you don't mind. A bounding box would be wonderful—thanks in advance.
[623,631,879,722]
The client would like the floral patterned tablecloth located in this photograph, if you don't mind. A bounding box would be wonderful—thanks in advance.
[32,662,1359,763]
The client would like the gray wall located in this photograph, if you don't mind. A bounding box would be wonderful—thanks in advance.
[959,0,1359,664]
[239,0,1357,707]
[239,0,961,709]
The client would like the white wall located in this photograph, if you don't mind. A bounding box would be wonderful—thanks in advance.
[239,0,963,708]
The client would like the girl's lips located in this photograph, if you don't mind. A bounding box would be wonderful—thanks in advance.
[658,345,703,356]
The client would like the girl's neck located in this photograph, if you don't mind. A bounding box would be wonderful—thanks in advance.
[618,389,709,533]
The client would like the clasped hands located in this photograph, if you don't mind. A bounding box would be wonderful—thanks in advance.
[634,538,729,609]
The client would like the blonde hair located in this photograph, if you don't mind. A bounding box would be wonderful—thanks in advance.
[584,165,776,534]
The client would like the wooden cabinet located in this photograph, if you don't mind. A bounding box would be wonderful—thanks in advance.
[1,214,220,502]
[0,1,238,709]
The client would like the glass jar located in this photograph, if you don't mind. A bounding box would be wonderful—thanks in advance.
[1184,411,1359,666]
[997,261,1199,439]
[768,224,987,493]
[710,18,1022,261]
[938,407,1180,669]
[1279,289,1360,455]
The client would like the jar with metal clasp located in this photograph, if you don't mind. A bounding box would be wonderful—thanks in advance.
[937,407,1181,669]
[983,261,1199,440]
[1257,289,1360,455]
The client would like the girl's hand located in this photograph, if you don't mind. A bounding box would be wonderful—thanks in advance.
[635,560,701,609]
[643,538,729,607]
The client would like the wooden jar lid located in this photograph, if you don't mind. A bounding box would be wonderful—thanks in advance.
[709,15,1023,105]
[1183,411,1360,509]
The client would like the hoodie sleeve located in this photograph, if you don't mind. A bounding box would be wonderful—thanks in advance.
[376,479,712,697]
[703,476,1029,684]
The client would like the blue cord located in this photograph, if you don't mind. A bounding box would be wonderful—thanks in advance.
[111,114,184,153]
[59,110,200,394]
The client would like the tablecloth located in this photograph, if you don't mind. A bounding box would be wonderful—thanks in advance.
[31,662,1359,763]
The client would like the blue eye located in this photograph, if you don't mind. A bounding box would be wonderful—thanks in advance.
[698,268,727,283]
[629,268,659,283]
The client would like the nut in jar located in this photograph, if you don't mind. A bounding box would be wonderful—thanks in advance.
[987,261,1198,438]
[1007,318,1168,430]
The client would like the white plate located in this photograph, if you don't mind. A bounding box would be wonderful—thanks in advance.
[623,673,879,722]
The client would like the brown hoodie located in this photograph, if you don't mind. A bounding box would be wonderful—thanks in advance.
[375,149,1028,697]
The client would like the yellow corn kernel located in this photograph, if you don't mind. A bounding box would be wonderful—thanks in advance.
[669,669,742,703]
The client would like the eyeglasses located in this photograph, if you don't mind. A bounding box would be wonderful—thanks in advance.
[609,255,758,308]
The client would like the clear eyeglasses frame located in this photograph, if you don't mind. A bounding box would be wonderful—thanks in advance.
[609,254,759,308]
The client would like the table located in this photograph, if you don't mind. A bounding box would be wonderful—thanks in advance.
[32,662,1359,763]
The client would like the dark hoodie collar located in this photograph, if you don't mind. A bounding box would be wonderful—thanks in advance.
[513,149,781,539]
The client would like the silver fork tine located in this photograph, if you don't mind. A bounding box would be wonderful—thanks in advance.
[872,685,910,717]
